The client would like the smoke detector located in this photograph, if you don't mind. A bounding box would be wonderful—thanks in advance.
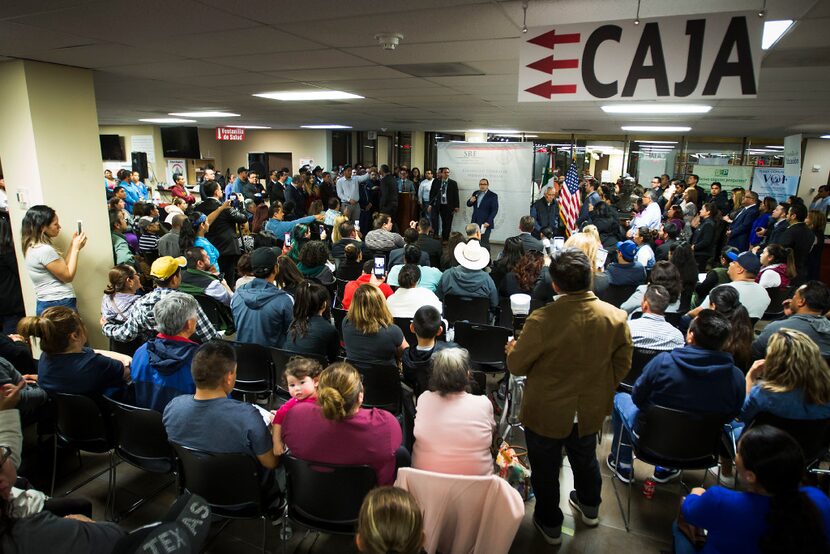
[375,32,404,51]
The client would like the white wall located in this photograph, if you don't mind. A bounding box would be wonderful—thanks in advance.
[799,138,830,203]
[209,129,329,174]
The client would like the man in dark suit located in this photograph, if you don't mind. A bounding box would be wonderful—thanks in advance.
[778,203,816,286]
[503,215,545,257]
[416,218,442,267]
[378,164,398,219]
[266,170,286,205]
[284,176,308,219]
[196,180,249,287]
[725,190,760,251]
[466,178,499,252]
[429,167,460,241]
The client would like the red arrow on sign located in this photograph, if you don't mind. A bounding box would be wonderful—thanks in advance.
[528,30,581,49]
[525,81,577,99]
[527,57,579,75]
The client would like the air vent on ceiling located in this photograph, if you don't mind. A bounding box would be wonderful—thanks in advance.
[386,63,484,78]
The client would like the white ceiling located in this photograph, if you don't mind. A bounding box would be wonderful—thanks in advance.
[1,0,828,136]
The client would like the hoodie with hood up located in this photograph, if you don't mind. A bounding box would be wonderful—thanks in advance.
[131,335,198,412]
[631,344,744,424]
[752,313,830,359]
[231,278,293,348]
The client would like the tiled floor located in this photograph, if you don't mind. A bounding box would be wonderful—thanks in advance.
[25,419,693,554]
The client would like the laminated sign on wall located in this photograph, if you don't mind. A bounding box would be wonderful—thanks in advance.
[519,12,763,102]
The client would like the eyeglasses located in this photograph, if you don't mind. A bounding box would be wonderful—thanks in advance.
[0,445,12,466]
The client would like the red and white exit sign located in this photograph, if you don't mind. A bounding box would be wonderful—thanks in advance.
[216,127,245,141]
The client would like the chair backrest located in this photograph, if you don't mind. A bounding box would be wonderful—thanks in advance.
[171,443,264,515]
[443,295,490,325]
[762,287,792,320]
[334,278,350,308]
[599,284,638,308]
[393,317,418,348]
[664,311,684,329]
[750,412,830,464]
[346,360,402,414]
[332,307,348,340]
[453,321,512,367]
[619,348,661,392]
[283,455,376,534]
[50,392,112,452]
[635,405,728,469]
[103,396,174,473]
[193,294,235,334]
[230,342,274,395]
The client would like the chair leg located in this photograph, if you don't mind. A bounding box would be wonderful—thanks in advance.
[261,517,267,554]
[610,422,632,532]
[106,452,117,521]
[50,433,58,496]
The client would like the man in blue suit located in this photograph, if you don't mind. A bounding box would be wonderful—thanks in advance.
[466,178,499,251]
[726,190,760,251]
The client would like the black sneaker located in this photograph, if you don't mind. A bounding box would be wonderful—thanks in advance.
[606,454,633,484]
[533,517,562,545]
[652,466,681,484]
[568,491,599,527]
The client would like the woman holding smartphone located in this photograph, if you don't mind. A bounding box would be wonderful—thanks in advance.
[20,205,87,315]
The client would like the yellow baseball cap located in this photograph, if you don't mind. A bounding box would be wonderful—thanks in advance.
[150,256,186,279]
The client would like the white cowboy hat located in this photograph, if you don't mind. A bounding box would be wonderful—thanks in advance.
[454,239,490,270]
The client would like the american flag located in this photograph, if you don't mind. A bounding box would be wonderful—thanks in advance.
[559,162,582,235]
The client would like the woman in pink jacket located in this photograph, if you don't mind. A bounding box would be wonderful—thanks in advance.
[412,348,494,476]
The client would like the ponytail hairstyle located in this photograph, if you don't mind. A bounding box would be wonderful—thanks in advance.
[636,226,658,246]
[344,243,362,264]
[288,223,310,261]
[764,244,797,279]
[317,362,363,421]
[288,280,329,341]
[104,264,138,297]
[709,285,753,369]
[738,425,830,554]
[20,205,56,255]
[178,212,205,252]
[17,307,84,354]
[357,487,424,554]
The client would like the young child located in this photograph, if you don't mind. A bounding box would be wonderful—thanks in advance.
[324,197,342,227]
[137,216,161,259]
[401,306,457,396]
[271,358,323,455]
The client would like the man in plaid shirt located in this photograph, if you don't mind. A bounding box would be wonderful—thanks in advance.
[102,256,222,343]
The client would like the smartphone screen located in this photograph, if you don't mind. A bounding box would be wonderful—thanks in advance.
[373,256,385,278]
[284,233,291,247]
[553,237,565,252]
[354,220,360,231]
[77,220,83,234]
[596,247,608,269]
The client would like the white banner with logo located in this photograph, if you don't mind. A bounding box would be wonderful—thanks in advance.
[436,142,534,243]
[784,134,802,178]
[519,11,763,102]
[751,167,799,202]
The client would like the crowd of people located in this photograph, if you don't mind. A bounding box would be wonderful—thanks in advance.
[0,160,827,552]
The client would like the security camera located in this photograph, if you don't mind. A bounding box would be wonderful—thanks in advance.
[375,33,404,51]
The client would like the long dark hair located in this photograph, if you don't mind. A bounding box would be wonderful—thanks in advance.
[276,255,304,294]
[710,285,753,370]
[0,212,14,256]
[20,205,56,254]
[648,261,682,303]
[288,280,329,341]
[670,242,698,288]
[179,212,203,252]
[739,426,830,554]
[513,250,544,292]
[497,236,524,272]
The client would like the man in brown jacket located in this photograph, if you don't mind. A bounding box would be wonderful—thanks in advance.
[506,248,632,544]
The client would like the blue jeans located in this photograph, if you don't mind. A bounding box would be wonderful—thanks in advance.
[672,521,701,554]
[610,392,640,466]
[36,297,77,316]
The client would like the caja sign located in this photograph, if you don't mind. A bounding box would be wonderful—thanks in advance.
[519,12,763,102]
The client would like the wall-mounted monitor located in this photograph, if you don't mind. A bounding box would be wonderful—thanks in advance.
[99,134,125,161]
[160,126,201,159]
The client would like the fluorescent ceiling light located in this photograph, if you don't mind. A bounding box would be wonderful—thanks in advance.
[636,140,678,144]
[469,129,520,134]
[301,124,352,129]
[169,111,240,117]
[821,135,830,139]
[139,118,196,123]
[499,134,538,138]
[622,125,691,132]
[232,125,271,129]
[254,90,364,101]
[762,20,794,50]
[764,145,784,149]
[602,104,711,114]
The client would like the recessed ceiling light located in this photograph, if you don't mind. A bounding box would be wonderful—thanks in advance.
[762,20,794,50]
[169,111,240,117]
[636,140,678,144]
[469,129,521,134]
[301,124,352,129]
[602,104,711,114]
[622,125,691,132]
[254,91,364,101]
[139,118,196,123]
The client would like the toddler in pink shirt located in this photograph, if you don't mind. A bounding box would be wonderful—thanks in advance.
[271,358,323,455]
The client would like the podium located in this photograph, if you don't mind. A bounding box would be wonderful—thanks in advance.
[396,192,418,232]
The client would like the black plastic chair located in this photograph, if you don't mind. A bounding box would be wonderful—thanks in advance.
[49,392,115,500]
[193,293,235,334]
[453,321,512,370]
[171,443,280,553]
[109,336,146,357]
[618,348,661,393]
[334,278,350,309]
[270,348,328,399]
[103,396,176,521]
[282,455,377,537]
[443,295,490,325]
[347,360,403,415]
[332,307,348,341]
[394,317,417,348]
[611,404,728,531]
[599,284,638,308]
[749,413,830,469]
[230,342,275,403]
[761,287,792,321]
